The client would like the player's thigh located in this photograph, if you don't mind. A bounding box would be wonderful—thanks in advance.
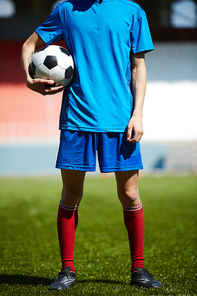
[61,169,86,206]
[115,170,140,207]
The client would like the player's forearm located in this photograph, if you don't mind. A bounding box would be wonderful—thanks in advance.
[21,33,64,95]
[21,32,44,82]
[21,42,35,82]
[131,53,147,119]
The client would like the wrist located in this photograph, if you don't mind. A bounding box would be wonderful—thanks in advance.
[26,76,32,85]
[132,112,143,119]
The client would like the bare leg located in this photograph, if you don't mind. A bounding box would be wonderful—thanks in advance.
[115,170,144,272]
[61,169,86,206]
[115,170,140,207]
[58,169,86,272]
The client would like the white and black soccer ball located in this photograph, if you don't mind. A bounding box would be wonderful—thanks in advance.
[30,45,74,87]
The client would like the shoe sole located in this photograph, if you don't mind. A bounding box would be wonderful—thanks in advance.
[49,279,76,290]
[131,281,162,289]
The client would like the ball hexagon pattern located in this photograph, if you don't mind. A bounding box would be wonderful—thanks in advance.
[30,45,74,87]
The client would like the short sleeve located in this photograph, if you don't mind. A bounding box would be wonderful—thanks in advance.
[130,8,154,54]
[36,5,64,45]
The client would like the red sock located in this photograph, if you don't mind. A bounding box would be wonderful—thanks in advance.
[123,202,145,273]
[57,201,78,273]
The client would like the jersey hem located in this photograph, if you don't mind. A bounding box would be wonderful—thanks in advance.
[59,126,128,133]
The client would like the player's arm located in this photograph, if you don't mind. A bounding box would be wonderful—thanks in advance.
[127,52,147,143]
[21,32,64,95]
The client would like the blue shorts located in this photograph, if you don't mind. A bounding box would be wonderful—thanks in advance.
[56,130,143,173]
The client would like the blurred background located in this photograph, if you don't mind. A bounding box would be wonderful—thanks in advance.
[0,0,197,176]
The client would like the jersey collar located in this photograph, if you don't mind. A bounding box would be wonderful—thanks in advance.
[95,0,113,2]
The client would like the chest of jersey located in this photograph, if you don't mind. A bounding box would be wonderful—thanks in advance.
[60,0,133,50]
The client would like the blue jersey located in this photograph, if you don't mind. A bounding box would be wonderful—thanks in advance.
[36,0,154,132]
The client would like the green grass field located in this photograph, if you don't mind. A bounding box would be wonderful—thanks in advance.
[0,175,197,295]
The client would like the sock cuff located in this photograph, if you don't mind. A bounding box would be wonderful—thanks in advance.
[123,202,142,212]
[59,200,79,211]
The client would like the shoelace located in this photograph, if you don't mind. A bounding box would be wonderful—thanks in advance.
[55,271,68,282]
[142,269,154,279]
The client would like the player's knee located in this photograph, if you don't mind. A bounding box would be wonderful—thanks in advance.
[125,187,139,202]
[118,187,140,206]
[61,187,83,206]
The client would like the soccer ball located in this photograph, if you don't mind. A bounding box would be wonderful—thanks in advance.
[30,45,74,87]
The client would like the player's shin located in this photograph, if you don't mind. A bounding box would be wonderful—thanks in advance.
[57,201,79,273]
[123,202,145,272]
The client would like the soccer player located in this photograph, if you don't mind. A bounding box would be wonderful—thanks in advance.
[21,0,162,290]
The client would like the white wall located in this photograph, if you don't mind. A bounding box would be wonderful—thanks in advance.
[142,42,197,142]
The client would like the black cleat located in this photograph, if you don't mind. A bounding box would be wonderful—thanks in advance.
[131,268,162,288]
[49,266,76,291]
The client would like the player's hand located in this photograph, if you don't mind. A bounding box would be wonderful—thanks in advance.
[26,77,64,95]
[127,115,144,143]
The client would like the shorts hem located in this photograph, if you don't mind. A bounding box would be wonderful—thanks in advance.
[56,164,96,171]
[100,165,143,173]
